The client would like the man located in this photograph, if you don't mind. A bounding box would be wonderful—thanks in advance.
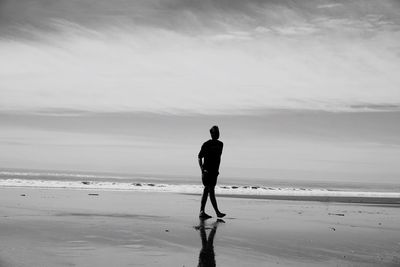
[198,125,226,219]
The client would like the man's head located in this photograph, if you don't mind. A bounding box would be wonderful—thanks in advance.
[210,125,220,140]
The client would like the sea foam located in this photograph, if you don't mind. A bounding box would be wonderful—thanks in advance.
[1,178,400,199]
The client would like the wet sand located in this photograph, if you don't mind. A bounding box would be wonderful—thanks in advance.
[0,187,400,266]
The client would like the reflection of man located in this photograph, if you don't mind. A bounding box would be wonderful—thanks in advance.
[196,219,224,267]
[198,126,226,219]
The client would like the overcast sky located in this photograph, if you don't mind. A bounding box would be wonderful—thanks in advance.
[1,0,400,183]
[1,0,400,113]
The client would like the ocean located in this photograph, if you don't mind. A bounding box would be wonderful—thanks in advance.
[1,168,399,200]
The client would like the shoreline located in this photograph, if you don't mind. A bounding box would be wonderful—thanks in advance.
[1,178,400,203]
[1,181,400,206]
[2,168,400,193]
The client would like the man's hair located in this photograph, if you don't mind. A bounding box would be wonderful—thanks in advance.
[210,125,219,134]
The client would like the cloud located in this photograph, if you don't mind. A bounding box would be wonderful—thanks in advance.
[0,0,400,114]
[1,0,400,39]
[317,3,343,9]
[272,24,318,35]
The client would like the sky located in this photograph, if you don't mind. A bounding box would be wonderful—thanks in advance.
[1,0,400,183]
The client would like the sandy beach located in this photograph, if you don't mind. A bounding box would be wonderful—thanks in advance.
[0,187,399,266]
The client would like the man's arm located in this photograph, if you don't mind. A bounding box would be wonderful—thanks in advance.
[198,157,204,173]
[198,144,206,173]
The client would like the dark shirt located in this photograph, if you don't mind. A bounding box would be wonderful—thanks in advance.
[198,139,223,174]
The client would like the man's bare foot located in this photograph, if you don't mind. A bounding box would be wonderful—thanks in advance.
[217,212,226,218]
[199,211,212,219]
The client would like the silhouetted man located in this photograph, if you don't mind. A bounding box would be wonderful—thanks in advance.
[198,125,226,219]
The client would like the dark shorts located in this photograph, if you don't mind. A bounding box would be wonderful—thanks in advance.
[201,172,218,187]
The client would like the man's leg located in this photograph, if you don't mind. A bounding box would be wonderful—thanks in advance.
[200,187,212,219]
[209,187,226,218]
[200,186,209,212]
[208,186,219,213]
